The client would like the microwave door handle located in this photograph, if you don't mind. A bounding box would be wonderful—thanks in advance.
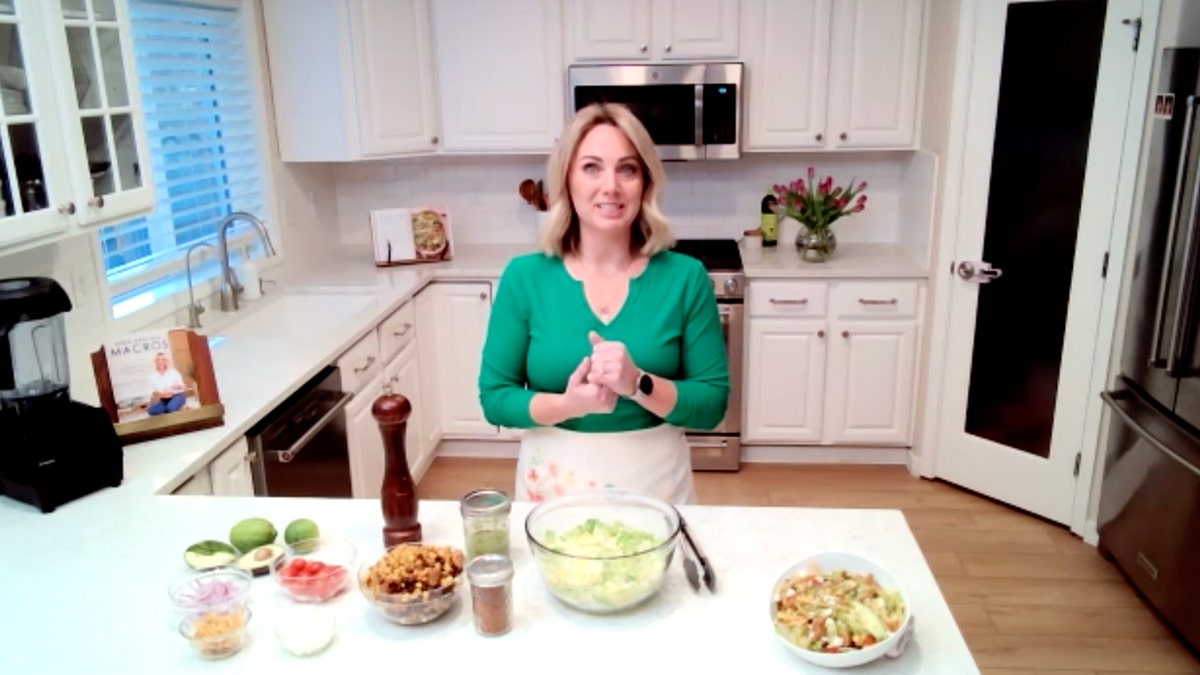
[1151,96,1200,368]
[265,390,353,463]
[694,84,704,147]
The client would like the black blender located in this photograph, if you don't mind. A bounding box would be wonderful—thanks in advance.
[0,277,122,513]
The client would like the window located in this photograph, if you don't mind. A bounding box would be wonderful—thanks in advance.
[99,0,268,318]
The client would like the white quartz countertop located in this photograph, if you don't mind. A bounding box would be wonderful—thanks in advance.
[742,242,928,279]
[0,498,978,673]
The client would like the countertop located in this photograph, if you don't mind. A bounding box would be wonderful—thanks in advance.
[1,497,979,673]
[741,242,927,279]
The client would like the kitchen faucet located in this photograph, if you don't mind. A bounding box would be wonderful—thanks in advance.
[184,241,217,329]
[217,211,277,312]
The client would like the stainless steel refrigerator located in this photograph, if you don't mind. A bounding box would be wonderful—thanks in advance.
[1100,48,1200,654]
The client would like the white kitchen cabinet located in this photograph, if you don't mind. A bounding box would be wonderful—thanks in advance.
[172,469,213,496]
[432,0,564,153]
[744,278,920,446]
[425,281,497,438]
[825,321,916,444]
[261,0,439,161]
[208,437,254,497]
[826,0,923,148]
[346,370,385,499]
[566,0,739,62]
[383,342,430,482]
[0,0,154,249]
[744,318,827,442]
[740,0,923,151]
[740,0,830,150]
[414,287,444,454]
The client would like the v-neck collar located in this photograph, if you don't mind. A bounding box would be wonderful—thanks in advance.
[561,253,655,326]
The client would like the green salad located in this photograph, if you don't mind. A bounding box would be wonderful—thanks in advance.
[537,519,668,610]
[773,568,906,653]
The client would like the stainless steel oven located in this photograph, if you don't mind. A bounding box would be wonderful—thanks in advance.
[247,366,354,497]
[673,239,744,471]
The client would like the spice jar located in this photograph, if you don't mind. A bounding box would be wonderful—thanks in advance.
[460,488,511,561]
[466,554,514,636]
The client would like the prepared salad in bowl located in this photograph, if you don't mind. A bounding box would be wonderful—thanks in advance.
[525,490,679,614]
[770,552,913,669]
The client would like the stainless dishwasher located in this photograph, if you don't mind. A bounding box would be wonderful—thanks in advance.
[247,366,354,497]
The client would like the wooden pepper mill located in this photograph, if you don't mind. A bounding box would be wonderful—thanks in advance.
[373,391,422,547]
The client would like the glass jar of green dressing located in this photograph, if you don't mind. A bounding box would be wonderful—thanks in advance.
[461,489,511,561]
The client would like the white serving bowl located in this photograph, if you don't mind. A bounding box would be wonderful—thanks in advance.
[769,551,914,669]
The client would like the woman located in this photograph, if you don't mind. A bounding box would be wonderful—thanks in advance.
[478,103,729,504]
[147,352,187,416]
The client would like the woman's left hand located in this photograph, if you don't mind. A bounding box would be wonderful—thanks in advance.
[587,331,638,397]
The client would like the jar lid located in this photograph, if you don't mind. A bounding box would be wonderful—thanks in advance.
[466,553,513,586]
[461,488,511,517]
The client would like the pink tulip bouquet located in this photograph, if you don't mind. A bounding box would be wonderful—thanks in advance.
[771,167,868,234]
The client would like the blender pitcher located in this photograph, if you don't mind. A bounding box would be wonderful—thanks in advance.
[0,277,72,413]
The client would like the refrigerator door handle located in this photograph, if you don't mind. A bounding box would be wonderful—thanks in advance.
[1101,390,1200,479]
[1150,96,1200,368]
[1168,192,1200,376]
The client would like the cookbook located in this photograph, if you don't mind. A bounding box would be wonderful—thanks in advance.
[370,206,453,266]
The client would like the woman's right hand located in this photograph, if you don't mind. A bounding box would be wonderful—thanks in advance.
[562,355,617,417]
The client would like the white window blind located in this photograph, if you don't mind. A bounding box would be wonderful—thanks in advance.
[99,0,266,310]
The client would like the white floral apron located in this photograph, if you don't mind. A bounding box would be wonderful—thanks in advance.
[516,424,697,505]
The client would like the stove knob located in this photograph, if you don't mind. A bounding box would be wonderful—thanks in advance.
[724,278,738,294]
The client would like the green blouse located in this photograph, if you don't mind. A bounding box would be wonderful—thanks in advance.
[478,251,730,432]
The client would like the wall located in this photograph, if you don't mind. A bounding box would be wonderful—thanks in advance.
[329,152,917,247]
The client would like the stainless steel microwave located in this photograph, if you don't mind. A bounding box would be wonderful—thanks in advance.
[567,62,743,160]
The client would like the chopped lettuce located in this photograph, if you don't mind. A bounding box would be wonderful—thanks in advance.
[537,519,668,611]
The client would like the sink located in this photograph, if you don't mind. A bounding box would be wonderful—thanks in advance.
[217,292,378,340]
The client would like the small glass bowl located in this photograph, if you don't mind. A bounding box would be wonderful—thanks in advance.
[357,561,461,625]
[270,537,356,603]
[168,567,253,621]
[179,606,252,660]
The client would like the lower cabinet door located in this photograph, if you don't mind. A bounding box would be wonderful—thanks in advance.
[384,344,429,482]
[744,318,828,443]
[347,372,386,499]
[209,438,255,496]
[825,321,916,444]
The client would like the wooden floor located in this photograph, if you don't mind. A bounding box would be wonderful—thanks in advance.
[421,458,1200,675]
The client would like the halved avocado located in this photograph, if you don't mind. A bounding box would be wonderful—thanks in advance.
[235,543,285,576]
[184,540,238,571]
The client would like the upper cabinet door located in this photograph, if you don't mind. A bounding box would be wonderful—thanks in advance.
[48,0,154,226]
[741,0,830,150]
[0,4,72,248]
[348,0,439,157]
[433,0,564,153]
[567,0,652,61]
[653,0,739,60]
[827,0,923,148]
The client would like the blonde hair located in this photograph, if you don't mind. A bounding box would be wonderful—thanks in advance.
[538,103,673,257]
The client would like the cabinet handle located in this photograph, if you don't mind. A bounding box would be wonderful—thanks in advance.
[88,195,105,208]
[479,292,487,300]
[640,43,647,53]
[839,132,849,141]
[430,136,439,145]
[815,133,823,142]
[353,355,376,374]
[664,44,672,53]
[858,298,899,306]
[818,330,825,338]
[769,298,808,305]
[393,323,413,337]
[57,202,75,215]
[842,330,850,338]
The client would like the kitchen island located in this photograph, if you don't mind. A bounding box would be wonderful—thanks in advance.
[1,494,978,674]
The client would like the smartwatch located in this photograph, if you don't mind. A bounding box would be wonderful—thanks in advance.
[631,370,654,400]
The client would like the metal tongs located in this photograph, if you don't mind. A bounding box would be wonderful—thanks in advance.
[675,510,716,593]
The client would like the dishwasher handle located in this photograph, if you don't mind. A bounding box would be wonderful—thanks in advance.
[265,390,354,463]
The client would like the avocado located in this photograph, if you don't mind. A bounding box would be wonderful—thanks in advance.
[234,543,285,576]
[184,540,238,571]
[230,517,277,553]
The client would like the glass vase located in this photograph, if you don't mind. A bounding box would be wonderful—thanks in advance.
[797,228,836,262]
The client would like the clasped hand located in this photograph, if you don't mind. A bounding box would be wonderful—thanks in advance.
[562,331,638,416]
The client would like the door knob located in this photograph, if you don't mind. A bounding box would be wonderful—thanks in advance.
[957,261,1004,283]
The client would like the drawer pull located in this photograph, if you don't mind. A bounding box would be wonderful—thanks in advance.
[353,355,377,374]
[818,330,825,338]
[393,323,413,338]
[1137,552,1159,581]
[769,298,809,306]
[842,330,850,338]
[859,298,899,306]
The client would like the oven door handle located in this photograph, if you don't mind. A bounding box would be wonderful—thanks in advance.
[265,390,353,464]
